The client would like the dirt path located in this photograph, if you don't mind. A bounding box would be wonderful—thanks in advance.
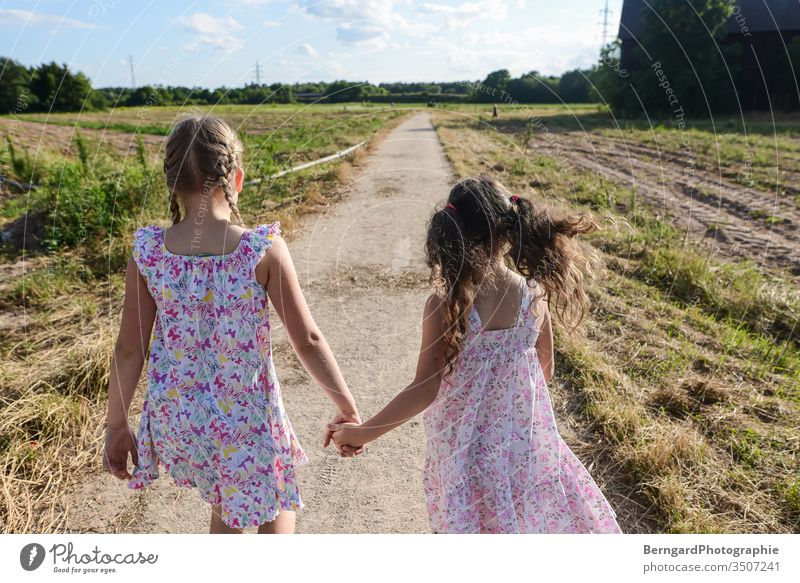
[64,112,452,533]
[63,112,647,534]
[533,130,800,274]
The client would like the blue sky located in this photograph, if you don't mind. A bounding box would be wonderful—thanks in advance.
[0,0,624,88]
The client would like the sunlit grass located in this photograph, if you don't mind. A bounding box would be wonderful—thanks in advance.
[0,104,409,533]
[432,109,800,533]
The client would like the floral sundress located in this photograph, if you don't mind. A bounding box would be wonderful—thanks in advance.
[422,278,622,533]
[127,221,308,529]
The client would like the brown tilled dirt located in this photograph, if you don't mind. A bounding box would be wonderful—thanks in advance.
[531,129,800,274]
[62,112,643,534]
[0,118,163,161]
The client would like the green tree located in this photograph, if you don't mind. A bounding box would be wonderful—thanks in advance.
[471,69,511,102]
[29,62,95,112]
[126,85,159,106]
[0,57,35,113]
[593,41,638,112]
[323,81,386,102]
[507,71,559,103]
[558,69,592,102]
[269,83,295,103]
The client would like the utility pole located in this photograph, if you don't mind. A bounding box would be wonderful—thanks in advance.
[129,55,136,89]
[599,0,612,47]
[255,60,262,86]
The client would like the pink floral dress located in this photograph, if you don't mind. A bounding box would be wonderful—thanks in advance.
[127,221,308,529]
[422,279,622,533]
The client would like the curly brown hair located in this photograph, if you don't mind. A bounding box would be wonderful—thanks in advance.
[162,114,244,225]
[425,175,599,380]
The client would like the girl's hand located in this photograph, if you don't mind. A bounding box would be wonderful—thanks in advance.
[328,422,364,458]
[323,411,364,456]
[103,425,139,480]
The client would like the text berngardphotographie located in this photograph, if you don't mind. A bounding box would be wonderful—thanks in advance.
[643,544,779,559]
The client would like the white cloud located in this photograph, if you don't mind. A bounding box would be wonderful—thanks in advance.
[328,61,354,77]
[178,13,242,36]
[464,25,596,50]
[228,0,276,7]
[176,12,244,52]
[336,22,389,48]
[0,8,95,29]
[298,0,396,23]
[263,19,280,27]
[419,0,508,27]
[181,42,201,54]
[297,0,405,47]
[422,35,586,80]
[295,42,319,57]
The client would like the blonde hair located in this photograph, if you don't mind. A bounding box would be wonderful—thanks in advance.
[162,114,244,225]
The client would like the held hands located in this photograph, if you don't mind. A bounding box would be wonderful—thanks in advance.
[323,411,365,457]
[327,422,365,458]
[103,425,139,480]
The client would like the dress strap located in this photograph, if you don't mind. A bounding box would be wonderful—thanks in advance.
[466,304,482,334]
[515,278,535,328]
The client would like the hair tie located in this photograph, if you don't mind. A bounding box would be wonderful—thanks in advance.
[510,195,520,204]
[445,201,457,212]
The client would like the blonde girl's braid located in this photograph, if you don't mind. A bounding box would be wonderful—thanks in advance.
[163,147,185,225]
[215,142,244,226]
[169,189,182,224]
[162,114,245,226]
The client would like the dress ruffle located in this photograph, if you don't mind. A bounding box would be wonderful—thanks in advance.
[424,438,620,534]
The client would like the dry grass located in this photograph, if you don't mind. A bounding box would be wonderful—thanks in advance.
[0,318,114,532]
[0,108,412,533]
[431,109,800,534]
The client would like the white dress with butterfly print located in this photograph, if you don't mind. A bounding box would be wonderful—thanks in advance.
[127,221,308,529]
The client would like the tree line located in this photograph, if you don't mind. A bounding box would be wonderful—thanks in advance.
[5,0,799,118]
[0,56,598,114]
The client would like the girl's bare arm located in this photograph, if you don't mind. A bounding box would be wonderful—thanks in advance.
[328,293,446,449]
[263,235,359,419]
[106,256,157,429]
[103,256,156,480]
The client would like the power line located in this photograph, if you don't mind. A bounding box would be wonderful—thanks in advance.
[129,55,136,89]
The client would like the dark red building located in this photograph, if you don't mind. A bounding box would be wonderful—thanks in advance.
[618,0,800,110]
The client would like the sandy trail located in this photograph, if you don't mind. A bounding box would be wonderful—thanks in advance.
[63,112,644,534]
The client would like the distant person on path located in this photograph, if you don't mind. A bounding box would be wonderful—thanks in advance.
[329,176,622,534]
[103,114,361,534]
[492,103,498,118]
